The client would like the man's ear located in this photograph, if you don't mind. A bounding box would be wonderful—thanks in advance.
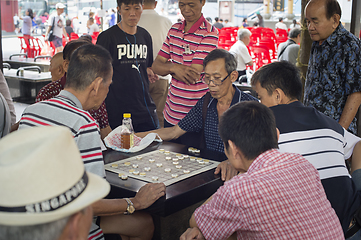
[91,77,103,96]
[154,1,158,8]
[332,14,340,29]
[57,212,82,240]
[63,60,69,73]
[228,140,240,160]
[274,88,286,104]
[230,70,238,83]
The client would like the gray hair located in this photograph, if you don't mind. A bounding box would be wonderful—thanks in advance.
[0,216,69,240]
[203,49,237,74]
[289,28,301,39]
[237,29,252,41]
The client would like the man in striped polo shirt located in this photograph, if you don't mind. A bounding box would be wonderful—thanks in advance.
[152,0,218,146]
[251,61,361,238]
[19,44,166,240]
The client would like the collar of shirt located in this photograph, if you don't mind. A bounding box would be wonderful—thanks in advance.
[246,149,282,173]
[59,89,83,110]
[207,85,241,109]
[316,23,344,47]
[179,14,209,33]
[60,73,67,87]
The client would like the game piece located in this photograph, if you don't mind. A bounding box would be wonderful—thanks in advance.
[105,150,219,186]
[119,173,128,180]
[159,149,165,152]
[112,163,118,168]
[165,150,170,154]
[140,172,146,176]
[173,161,179,165]
[172,174,178,178]
[199,161,205,165]
[165,168,171,173]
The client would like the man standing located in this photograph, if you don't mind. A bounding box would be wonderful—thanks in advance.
[277,28,301,65]
[138,0,172,127]
[275,17,287,30]
[180,101,344,239]
[303,0,361,135]
[152,0,218,144]
[213,17,223,29]
[97,0,159,132]
[229,29,253,80]
[45,3,69,53]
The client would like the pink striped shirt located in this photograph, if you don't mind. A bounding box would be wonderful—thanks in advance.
[159,15,218,125]
[195,149,344,240]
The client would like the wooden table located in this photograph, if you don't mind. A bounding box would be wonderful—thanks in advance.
[3,69,51,103]
[103,141,227,239]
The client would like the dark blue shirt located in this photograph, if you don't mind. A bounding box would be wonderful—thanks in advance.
[304,23,361,134]
[178,86,257,153]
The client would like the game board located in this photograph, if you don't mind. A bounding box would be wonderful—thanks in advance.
[105,149,220,186]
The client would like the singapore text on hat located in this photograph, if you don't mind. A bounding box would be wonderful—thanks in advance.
[0,126,110,226]
[56,3,66,9]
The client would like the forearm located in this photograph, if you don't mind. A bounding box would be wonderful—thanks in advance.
[45,26,51,36]
[152,58,174,76]
[339,92,361,129]
[91,196,143,216]
[136,125,185,141]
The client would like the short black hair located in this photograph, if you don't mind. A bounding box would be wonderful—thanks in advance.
[63,40,91,61]
[66,19,71,26]
[279,17,283,22]
[251,61,302,101]
[117,0,144,7]
[219,101,278,160]
[65,44,112,91]
[203,49,237,74]
[325,0,342,19]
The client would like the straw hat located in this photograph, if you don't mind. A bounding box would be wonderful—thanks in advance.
[0,126,110,226]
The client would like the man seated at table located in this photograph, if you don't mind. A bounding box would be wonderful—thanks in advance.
[35,40,112,140]
[19,44,166,240]
[137,49,257,154]
[250,61,361,237]
[180,101,344,240]
[48,52,65,82]
[0,126,110,240]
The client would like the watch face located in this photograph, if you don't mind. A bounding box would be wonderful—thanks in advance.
[128,205,135,214]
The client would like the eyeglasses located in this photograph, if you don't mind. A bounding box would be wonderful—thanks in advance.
[201,72,231,86]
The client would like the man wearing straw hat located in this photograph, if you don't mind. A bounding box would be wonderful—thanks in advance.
[0,126,110,239]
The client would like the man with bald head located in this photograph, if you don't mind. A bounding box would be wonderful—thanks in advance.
[49,52,65,82]
[303,0,361,135]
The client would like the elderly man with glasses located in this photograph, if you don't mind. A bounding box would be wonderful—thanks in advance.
[137,49,257,171]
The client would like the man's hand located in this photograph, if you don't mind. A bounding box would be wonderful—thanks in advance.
[147,67,159,83]
[132,183,166,210]
[180,227,205,240]
[171,64,201,85]
[214,160,238,181]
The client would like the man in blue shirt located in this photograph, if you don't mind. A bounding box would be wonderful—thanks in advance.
[303,0,361,135]
[137,49,257,154]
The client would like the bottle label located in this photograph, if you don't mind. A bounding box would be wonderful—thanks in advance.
[130,133,134,148]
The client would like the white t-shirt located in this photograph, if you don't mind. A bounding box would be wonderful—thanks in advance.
[88,23,99,35]
[48,14,65,38]
[229,40,252,71]
[13,15,19,25]
[275,22,288,30]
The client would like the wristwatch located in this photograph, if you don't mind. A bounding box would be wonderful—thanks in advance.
[124,198,135,215]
